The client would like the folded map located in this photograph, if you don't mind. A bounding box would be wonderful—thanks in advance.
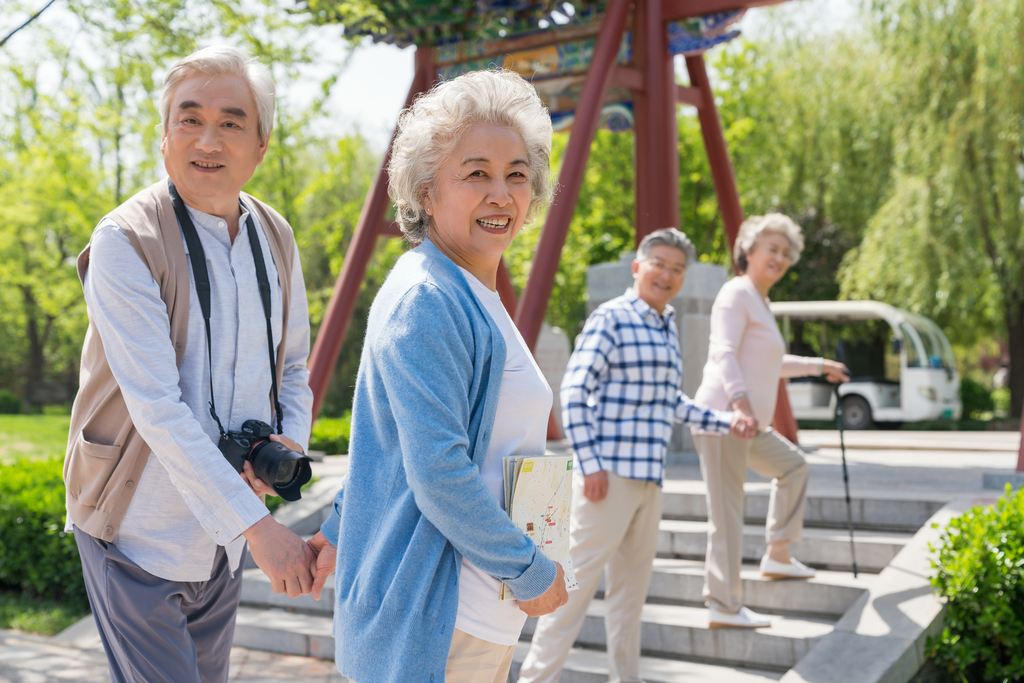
[500,454,580,600]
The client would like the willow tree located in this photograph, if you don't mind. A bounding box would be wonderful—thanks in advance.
[840,0,1024,415]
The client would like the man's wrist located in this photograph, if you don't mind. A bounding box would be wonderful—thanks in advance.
[729,392,747,409]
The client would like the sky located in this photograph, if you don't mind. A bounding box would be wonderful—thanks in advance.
[1,0,860,151]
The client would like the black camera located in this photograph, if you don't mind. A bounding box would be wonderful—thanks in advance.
[218,419,312,502]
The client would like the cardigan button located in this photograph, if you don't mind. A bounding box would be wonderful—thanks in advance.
[104,526,113,535]
[125,481,134,490]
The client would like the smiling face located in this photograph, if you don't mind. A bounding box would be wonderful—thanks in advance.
[745,231,793,291]
[160,73,268,219]
[424,122,532,284]
[632,244,689,313]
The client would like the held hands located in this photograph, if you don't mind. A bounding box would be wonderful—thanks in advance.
[243,515,317,598]
[518,562,569,617]
[729,396,759,440]
[307,531,337,601]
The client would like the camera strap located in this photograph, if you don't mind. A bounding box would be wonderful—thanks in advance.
[168,180,284,437]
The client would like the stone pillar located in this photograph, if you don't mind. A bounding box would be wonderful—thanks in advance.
[586,252,728,462]
[534,323,572,433]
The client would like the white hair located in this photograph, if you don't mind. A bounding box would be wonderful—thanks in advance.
[160,46,276,144]
[734,213,805,273]
[637,228,697,264]
[387,69,554,243]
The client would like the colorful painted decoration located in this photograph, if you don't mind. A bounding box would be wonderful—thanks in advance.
[303,0,743,132]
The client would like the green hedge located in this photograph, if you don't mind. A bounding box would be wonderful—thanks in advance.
[0,390,21,415]
[309,412,352,455]
[0,457,87,607]
[960,378,994,420]
[928,484,1024,681]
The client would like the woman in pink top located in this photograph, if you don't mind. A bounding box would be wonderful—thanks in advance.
[693,214,848,629]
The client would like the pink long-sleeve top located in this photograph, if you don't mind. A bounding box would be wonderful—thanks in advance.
[694,275,822,428]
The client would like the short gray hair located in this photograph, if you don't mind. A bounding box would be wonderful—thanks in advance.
[636,228,697,265]
[387,69,554,243]
[734,213,804,273]
[160,46,276,144]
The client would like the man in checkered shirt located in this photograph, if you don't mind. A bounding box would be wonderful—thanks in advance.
[520,228,755,683]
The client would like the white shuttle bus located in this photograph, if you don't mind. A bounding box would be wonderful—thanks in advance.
[770,301,962,430]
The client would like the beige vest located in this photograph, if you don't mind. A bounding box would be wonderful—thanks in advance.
[64,179,296,542]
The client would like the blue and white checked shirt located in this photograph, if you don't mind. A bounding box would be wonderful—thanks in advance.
[561,288,733,484]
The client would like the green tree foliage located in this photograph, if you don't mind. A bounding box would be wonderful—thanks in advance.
[0,66,111,406]
[841,0,1024,414]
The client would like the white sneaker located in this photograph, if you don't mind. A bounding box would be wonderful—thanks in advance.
[760,555,816,579]
[708,606,771,629]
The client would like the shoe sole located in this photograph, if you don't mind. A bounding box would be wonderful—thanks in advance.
[708,621,771,629]
[760,571,815,580]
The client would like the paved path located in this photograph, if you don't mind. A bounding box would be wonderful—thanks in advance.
[0,630,350,683]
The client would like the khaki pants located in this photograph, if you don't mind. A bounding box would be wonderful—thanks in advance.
[692,428,809,614]
[444,629,515,683]
[519,472,662,683]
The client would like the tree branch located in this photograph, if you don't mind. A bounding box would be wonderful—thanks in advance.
[0,0,60,49]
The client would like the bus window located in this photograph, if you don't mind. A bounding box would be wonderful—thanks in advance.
[899,323,923,368]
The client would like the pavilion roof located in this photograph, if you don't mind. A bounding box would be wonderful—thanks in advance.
[302,0,790,49]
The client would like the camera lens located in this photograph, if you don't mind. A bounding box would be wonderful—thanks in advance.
[274,459,297,486]
[248,440,312,502]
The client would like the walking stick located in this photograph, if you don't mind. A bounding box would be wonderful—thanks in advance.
[834,385,858,578]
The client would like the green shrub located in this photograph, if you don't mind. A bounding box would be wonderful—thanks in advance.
[0,452,321,608]
[960,378,994,420]
[0,390,21,415]
[309,412,352,455]
[0,456,86,607]
[928,485,1024,681]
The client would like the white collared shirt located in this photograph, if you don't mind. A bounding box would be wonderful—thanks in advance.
[73,201,313,581]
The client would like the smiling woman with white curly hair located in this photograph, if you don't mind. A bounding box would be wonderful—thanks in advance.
[310,69,568,683]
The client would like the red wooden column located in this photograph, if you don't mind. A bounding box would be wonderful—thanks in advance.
[306,48,435,418]
[633,0,680,246]
[685,53,799,443]
[514,0,632,350]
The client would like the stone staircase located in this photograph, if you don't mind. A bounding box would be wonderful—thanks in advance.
[232,465,944,681]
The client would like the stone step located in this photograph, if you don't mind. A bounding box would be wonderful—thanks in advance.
[232,606,785,681]
[658,519,911,573]
[240,557,872,620]
[521,599,834,670]
[640,558,871,617]
[661,480,944,532]
[233,606,333,658]
[507,641,782,682]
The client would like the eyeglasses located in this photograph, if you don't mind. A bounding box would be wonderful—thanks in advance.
[643,258,687,278]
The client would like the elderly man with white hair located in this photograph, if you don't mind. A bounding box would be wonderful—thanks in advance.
[692,213,849,629]
[64,45,315,682]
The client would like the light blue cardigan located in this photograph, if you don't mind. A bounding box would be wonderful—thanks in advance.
[320,238,557,683]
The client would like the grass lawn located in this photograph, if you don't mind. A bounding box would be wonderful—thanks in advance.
[0,415,70,464]
[0,590,89,636]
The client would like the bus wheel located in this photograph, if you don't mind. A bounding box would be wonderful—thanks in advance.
[841,395,873,430]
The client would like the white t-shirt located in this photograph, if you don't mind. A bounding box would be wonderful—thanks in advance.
[454,267,553,646]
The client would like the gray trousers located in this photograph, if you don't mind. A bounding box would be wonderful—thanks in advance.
[75,528,242,683]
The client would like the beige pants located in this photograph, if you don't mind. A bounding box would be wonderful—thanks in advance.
[518,472,663,683]
[693,428,809,614]
[444,629,516,683]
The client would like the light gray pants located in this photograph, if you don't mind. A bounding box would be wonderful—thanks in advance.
[693,428,809,614]
[75,528,242,683]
